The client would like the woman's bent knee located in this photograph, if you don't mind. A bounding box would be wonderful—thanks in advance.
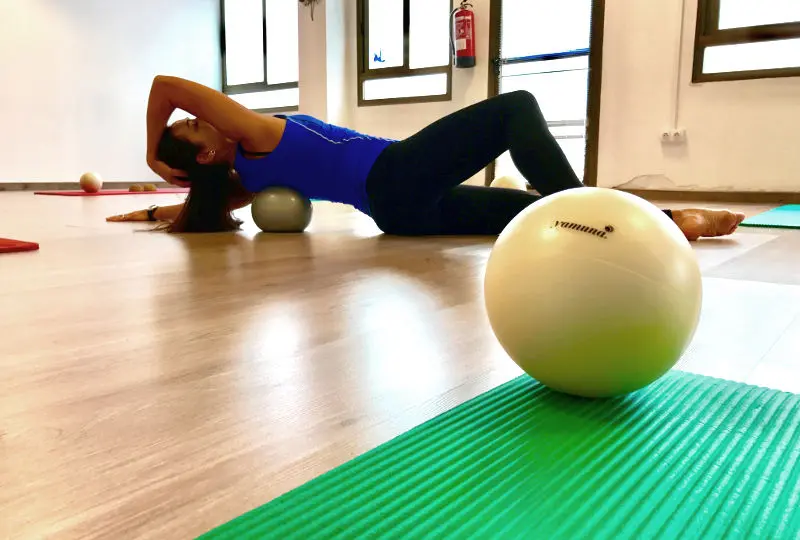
[504,89,538,109]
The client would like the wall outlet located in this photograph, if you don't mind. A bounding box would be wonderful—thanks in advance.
[661,128,687,144]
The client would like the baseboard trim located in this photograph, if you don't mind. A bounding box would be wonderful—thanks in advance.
[619,189,800,204]
[0,182,160,192]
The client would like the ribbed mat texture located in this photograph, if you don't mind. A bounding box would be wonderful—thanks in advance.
[741,205,800,229]
[201,372,800,539]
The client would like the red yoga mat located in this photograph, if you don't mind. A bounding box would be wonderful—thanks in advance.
[0,238,39,254]
[34,189,189,196]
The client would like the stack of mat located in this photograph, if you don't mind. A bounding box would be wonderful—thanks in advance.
[201,371,800,539]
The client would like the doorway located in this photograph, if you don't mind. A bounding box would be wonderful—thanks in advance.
[487,0,605,187]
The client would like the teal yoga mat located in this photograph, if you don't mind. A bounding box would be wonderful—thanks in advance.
[741,204,800,229]
[201,371,800,539]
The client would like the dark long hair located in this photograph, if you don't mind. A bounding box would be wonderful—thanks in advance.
[156,129,244,233]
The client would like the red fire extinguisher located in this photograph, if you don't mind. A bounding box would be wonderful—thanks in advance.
[451,1,476,68]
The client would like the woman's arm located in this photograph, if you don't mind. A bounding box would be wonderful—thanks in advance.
[106,203,185,223]
[107,182,255,223]
[146,75,286,164]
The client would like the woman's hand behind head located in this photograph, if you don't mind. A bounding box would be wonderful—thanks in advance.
[148,159,190,187]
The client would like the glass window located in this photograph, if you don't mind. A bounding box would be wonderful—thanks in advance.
[363,73,449,101]
[704,38,800,73]
[359,0,451,105]
[693,0,800,81]
[368,0,404,69]
[222,0,300,111]
[224,0,265,86]
[501,0,592,59]
[500,57,589,122]
[265,0,299,85]
[409,0,450,69]
[719,0,800,30]
[228,88,300,110]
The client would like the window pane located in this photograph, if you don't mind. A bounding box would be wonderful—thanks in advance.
[500,57,589,122]
[496,127,585,182]
[368,0,404,69]
[224,0,265,86]
[554,137,586,179]
[409,0,450,69]
[550,124,586,179]
[703,38,800,73]
[500,0,592,59]
[719,0,800,29]
[363,73,448,101]
[229,88,299,110]
[265,0,299,84]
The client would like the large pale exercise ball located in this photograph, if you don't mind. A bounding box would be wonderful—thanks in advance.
[251,187,313,233]
[483,187,702,398]
[79,172,103,193]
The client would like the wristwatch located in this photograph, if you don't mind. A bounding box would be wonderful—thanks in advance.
[146,205,159,221]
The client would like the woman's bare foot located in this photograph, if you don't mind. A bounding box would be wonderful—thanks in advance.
[671,208,746,241]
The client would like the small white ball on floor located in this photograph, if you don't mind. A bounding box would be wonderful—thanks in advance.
[251,187,313,233]
[79,172,103,193]
[490,175,527,191]
[483,187,702,398]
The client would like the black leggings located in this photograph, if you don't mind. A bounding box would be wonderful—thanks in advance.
[365,90,670,235]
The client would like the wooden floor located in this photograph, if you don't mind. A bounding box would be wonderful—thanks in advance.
[1,192,798,539]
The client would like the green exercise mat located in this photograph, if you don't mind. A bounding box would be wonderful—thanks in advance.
[741,204,800,229]
[201,371,800,539]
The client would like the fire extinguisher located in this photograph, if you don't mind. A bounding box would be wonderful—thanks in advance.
[451,1,476,68]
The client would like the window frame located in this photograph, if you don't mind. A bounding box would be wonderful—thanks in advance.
[356,0,453,107]
[692,0,800,83]
[486,0,605,187]
[219,0,300,113]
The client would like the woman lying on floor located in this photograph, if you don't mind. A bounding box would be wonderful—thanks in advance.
[107,76,745,241]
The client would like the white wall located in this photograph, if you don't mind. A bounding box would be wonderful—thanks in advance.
[325,0,351,128]
[298,1,329,120]
[297,0,351,128]
[0,0,220,184]
[598,0,800,192]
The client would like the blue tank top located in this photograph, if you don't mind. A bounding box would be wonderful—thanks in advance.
[234,114,395,215]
